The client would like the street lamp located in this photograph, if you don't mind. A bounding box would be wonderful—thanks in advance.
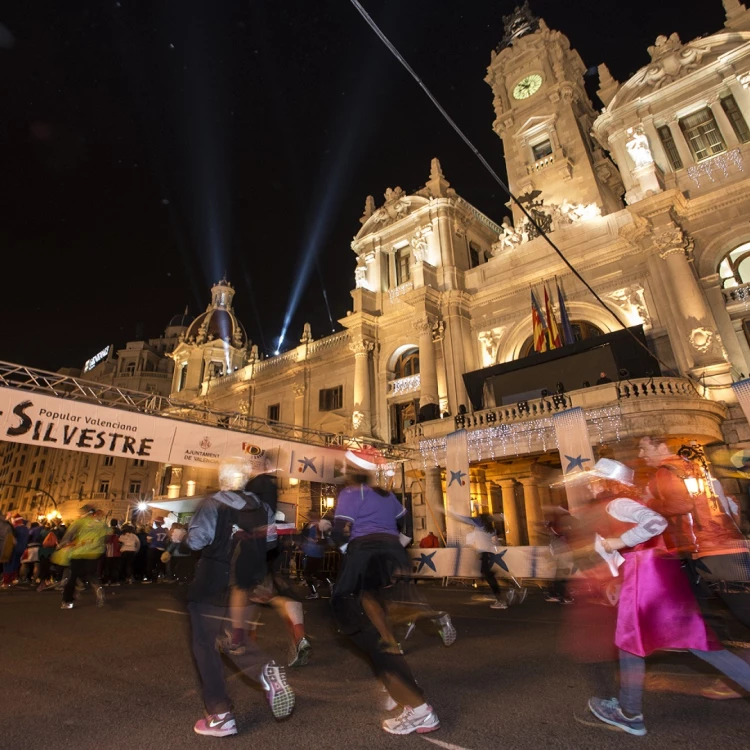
[0,482,58,514]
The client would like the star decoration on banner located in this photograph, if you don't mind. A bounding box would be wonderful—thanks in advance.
[564,454,591,473]
[490,550,509,572]
[297,456,318,474]
[416,552,437,573]
[448,469,467,487]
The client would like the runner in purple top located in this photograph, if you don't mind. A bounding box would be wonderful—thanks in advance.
[330,450,442,736]
[334,484,406,541]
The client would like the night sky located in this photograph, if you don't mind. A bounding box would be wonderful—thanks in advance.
[1,0,721,372]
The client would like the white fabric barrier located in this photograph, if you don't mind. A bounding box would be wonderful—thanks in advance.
[407,546,563,580]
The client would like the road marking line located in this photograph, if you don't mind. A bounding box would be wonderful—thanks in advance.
[156,608,263,625]
[422,737,475,750]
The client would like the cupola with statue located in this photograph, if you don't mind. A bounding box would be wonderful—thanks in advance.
[169,279,249,397]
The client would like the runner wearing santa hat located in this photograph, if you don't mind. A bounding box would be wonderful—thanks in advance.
[330,449,442,735]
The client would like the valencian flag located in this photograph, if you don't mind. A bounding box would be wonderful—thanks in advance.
[557,280,575,346]
[544,284,562,349]
[530,289,548,353]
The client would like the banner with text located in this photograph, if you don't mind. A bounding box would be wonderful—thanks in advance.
[0,386,349,482]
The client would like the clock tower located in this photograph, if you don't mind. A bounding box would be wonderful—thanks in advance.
[485,3,624,224]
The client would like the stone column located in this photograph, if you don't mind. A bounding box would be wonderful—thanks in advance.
[414,317,440,418]
[646,250,693,372]
[666,118,694,168]
[703,273,750,374]
[654,227,728,369]
[519,476,545,546]
[424,466,447,541]
[350,337,374,436]
[436,211,453,268]
[499,479,521,546]
[710,97,740,149]
[485,481,497,515]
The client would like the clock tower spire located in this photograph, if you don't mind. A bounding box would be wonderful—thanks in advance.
[485,5,624,223]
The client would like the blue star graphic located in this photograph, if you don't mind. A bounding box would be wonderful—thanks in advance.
[416,552,437,573]
[297,456,318,474]
[489,550,508,572]
[564,454,591,473]
[448,469,467,487]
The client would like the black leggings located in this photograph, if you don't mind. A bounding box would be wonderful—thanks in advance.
[348,624,424,706]
[480,552,501,596]
[62,558,100,604]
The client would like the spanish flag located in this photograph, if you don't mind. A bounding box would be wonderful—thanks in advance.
[545,285,562,349]
[531,289,548,353]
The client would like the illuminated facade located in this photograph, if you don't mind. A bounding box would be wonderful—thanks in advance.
[6,3,750,539]
[171,1,750,541]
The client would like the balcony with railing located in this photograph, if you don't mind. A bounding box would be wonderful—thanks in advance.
[405,377,725,444]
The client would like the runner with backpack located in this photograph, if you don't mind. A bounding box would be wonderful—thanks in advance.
[186,456,295,738]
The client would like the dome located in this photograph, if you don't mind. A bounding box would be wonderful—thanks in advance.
[183,279,248,348]
[186,309,247,347]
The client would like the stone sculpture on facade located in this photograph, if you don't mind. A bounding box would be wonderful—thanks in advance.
[625,126,654,168]
[354,263,368,289]
[410,226,432,263]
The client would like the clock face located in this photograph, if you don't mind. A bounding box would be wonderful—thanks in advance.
[513,74,543,100]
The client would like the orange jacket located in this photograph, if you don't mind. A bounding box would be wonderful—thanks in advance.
[647,456,743,558]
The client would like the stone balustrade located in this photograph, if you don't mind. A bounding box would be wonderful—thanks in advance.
[405,376,721,444]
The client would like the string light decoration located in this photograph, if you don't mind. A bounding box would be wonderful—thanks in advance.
[388,375,420,395]
[587,406,622,444]
[419,406,622,466]
[687,148,744,188]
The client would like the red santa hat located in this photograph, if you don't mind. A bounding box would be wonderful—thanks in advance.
[344,445,385,471]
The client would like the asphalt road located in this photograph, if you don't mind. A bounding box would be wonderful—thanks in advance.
[2,581,749,750]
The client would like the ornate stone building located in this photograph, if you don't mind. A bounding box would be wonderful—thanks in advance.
[6,2,750,539]
[164,1,750,542]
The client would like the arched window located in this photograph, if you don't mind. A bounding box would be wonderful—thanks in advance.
[394,348,420,378]
[718,242,750,288]
[518,320,604,358]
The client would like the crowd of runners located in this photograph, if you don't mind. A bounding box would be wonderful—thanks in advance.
[2,434,750,739]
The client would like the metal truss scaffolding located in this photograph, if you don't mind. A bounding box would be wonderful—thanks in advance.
[0,361,415,462]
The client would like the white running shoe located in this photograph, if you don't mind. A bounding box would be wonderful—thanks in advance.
[382,705,440,735]
[260,661,295,719]
[435,614,457,647]
[490,599,508,610]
